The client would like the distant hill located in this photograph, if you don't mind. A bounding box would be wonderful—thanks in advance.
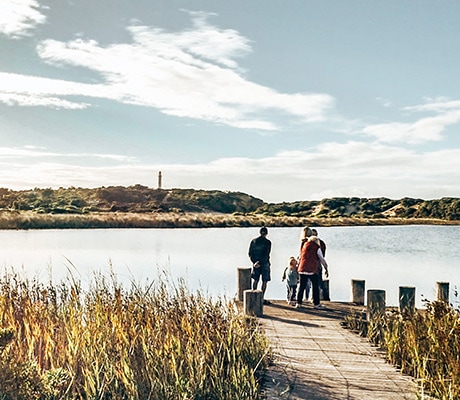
[0,186,264,215]
[0,185,459,221]
[259,196,460,221]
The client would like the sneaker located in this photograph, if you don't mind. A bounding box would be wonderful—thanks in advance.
[294,303,302,308]
[263,299,271,305]
[314,304,324,309]
[289,301,296,306]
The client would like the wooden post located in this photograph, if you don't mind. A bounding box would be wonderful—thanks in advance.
[437,282,449,302]
[399,286,415,315]
[237,267,252,301]
[351,279,365,305]
[367,289,385,321]
[244,290,263,317]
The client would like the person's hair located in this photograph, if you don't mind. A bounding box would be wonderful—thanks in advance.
[300,226,312,241]
[311,228,318,236]
[260,226,268,235]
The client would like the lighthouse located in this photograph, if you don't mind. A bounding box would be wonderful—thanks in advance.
[158,171,162,189]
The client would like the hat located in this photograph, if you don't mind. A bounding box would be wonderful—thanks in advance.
[260,226,268,235]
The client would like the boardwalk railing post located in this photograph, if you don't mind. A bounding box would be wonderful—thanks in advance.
[237,267,252,301]
[367,289,385,321]
[244,290,263,317]
[399,286,415,316]
[436,282,449,303]
[351,279,365,305]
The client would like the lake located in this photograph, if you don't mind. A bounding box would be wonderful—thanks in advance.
[0,225,459,308]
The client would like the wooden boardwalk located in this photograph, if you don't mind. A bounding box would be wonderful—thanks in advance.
[257,300,421,400]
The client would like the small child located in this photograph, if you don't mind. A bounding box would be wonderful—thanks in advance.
[281,256,299,306]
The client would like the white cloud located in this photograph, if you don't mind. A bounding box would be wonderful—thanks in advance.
[362,111,460,144]
[0,71,110,108]
[0,146,134,162]
[404,98,460,113]
[376,97,393,107]
[1,142,458,202]
[177,10,252,70]
[0,146,55,157]
[0,13,334,130]
[0,92,88,109]
[168,143,460,201]
[0,0,46,38]
[361,97,460,144]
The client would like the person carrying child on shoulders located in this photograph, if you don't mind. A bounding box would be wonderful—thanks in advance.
[296,235,329,309]
[282,256,299,306]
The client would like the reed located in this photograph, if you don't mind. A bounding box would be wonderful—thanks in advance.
[0,210,313,229]
[0,270,271,399]
[343,301,460,400]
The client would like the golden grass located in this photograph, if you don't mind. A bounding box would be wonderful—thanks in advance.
[0,209,458,230]
[343,301,460,400]
[0,271,271,399]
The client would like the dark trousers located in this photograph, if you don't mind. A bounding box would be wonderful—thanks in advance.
[320,278,330,301]
[297,274,320,306]
[287,284,297,302]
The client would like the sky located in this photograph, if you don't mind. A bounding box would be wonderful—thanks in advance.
[1,0,460,203]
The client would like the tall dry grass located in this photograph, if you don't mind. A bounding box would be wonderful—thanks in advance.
[0,210,312,229]
[344,301,460,400]
[0,271,271,399]
[6,209,454,230]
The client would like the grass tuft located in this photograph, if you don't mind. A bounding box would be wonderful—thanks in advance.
[0,270,271,399]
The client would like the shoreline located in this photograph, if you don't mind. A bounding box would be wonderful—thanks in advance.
[0,210,459,229]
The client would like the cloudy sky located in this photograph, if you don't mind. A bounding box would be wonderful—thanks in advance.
[1,0,459,202]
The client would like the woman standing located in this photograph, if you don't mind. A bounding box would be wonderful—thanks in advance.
[296,235,329,309]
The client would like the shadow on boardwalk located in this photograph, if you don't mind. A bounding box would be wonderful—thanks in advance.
[258,301,420,400]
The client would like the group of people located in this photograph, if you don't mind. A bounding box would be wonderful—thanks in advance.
[248,226,330,309]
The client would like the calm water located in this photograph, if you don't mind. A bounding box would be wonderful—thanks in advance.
[0,226,459,308]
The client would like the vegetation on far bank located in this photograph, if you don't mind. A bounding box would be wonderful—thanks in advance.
[0,272,271,399]
[0,185,459,229]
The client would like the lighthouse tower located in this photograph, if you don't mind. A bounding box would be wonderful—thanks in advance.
[158,171,162,189]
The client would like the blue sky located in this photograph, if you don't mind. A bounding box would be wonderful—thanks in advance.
[1,0,459,202]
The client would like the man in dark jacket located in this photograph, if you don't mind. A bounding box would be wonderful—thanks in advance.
[248,226,272,304]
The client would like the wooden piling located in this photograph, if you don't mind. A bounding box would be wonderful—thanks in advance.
[237,267,252,301]
[436,281,449,302]
[367,289,385,321]
[399,286,415,315]
[351,279,365,305]
[244,290,263,317]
